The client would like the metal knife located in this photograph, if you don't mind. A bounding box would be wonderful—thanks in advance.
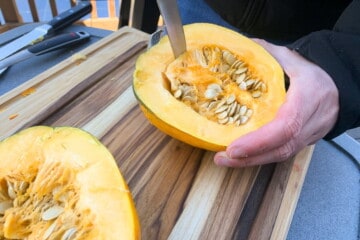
[0,31,90,74]
[156,0,186,58]
[0,1,92,61]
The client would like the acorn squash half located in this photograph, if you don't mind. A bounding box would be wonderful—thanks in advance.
[0,126,140,239]
[133,23,286,151]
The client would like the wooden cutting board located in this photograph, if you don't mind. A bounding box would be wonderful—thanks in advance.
[0,27,314,240]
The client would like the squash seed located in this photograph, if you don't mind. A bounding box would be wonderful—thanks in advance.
[235,67,247,75]
[195,49,208,67]
[208,101,218,110]
[233,113,241,121]
[182,95,197,103]
[231,60,244,69]
[217,111,228,120]
[208,83,222,92]
[227,117,235,124]
[18,181,29,194]
[42,205,64,221]
[173,89,182,99]
[218,117,229,124]
[226,94,236,105]
[220,63,230,72]
[239,105,247,116]
[236,73,246,84]
[215,105,228,114]
[216,99,227,109]
[181,85,195,96]
[200,102,210,109]
[228,102,237,116]
[62,227,77,240]
[44,221,57,239]
[7,181,16,199]
[166,45,267,127]
[246,79,256,89]
[222,50,237,65]
[239,81,247,90]
[246,109,253,118]
[253,79,263,90]
[204,88,219,99]
[240,116,249,124]
[252,91,262,98]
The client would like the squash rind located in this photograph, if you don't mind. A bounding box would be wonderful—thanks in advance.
[133,23,286,151]
[0,126,140,239]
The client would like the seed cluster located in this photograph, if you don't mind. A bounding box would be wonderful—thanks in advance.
[0,162,92,239]
[164,46,268,126]
[201,87,253,126]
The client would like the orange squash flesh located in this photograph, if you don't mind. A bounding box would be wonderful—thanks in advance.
[133,23,286,151]
[0,126,140,239]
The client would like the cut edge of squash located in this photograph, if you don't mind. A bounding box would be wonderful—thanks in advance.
[133,23,285,151]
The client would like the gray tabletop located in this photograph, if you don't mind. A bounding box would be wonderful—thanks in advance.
[0,24,111,95]
[0,25,359,240]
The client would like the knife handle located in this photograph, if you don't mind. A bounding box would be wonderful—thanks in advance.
[28,31,91,55]
[48,2,92,31]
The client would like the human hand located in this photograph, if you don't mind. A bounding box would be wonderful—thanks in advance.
[214,39,339,167]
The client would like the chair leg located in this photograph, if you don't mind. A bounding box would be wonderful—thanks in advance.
[140,0,160,33]
[119,0,160,34]
[0,0,23,23]
[119,0,131,28]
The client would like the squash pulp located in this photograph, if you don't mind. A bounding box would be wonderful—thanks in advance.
[0,126,140,239]
[133,23,286,151]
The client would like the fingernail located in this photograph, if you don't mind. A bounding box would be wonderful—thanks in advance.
[229,148,248,158]
[214,152,230,166]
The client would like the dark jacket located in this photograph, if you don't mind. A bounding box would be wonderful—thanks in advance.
[206,0,360,139]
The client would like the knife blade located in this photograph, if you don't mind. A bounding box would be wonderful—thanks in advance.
[156,0,186,58]
[147,27,165,49]
[0,1,92,61]
[0,31,90,74]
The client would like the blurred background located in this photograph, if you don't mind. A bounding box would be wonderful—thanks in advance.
[14,0,120,22]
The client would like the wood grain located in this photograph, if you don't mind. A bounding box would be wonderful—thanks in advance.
[248,145,314,240]
[0,27,314,240]
[0,27,148,140]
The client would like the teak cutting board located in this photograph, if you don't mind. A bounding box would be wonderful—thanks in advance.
[0,27,314,240]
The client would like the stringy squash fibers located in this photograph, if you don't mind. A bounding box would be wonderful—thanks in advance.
[133,23,286,151]
[0,126,140,240]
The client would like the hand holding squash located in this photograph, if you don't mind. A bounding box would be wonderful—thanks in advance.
[214,39,339,167]
[133,23,286,151]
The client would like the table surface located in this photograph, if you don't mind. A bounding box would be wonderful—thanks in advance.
[0,24,359,240]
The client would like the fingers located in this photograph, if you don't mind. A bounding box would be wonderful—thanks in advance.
[222,80,334,167]
[214,138,300,167]
[226,90,303,159]
[218,40,305,164]
[226,118,293,158]
[214,39,340,168]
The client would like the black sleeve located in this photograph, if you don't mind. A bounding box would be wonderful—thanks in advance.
[287,0,360,139]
